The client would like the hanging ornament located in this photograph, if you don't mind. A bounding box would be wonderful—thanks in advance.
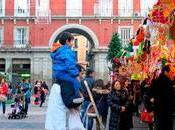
[136,27,145,43]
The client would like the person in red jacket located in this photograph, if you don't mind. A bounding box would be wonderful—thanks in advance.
[0,78,8,114]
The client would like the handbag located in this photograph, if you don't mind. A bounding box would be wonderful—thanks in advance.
[140,109,153,123]
[0,94,7,102]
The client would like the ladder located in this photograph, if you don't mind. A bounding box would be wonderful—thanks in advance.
[83,80,105,130]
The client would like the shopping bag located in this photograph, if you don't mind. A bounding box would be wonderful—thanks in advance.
[140,109,153,123]
[0,94,7,102]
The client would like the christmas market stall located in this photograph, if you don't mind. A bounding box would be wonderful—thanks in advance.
[108,0,175,81]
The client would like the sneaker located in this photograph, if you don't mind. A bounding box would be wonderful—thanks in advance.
[73,97,84,104]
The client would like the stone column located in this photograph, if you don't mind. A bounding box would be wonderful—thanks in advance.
[94,50,108,82]
[42,57,52,87]
[33,58,41,81]
[5,57,12,82]
[30,57,34,85]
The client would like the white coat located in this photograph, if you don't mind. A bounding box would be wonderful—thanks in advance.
[45,83,85,130]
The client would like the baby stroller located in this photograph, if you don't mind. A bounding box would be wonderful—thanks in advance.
[8,94,27,119]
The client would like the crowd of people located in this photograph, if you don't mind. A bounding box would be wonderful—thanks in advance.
[45,32,175,130]
[34,80,49,107]
[0,78,49,116]
[80,64,175,130]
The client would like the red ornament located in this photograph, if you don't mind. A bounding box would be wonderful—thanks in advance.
[133,39,140,46]
[136,27,145,43]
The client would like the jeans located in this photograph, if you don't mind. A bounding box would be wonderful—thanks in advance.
[54,73,80,96]
[40,98,45,107]
[0,101,6,114]
[24,98,30,114]
[80,100,93,130]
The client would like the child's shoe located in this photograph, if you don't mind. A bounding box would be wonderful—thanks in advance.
[73,97,84,104]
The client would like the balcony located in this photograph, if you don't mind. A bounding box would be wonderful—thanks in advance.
[0,40,31,50]
[0,9,147,20]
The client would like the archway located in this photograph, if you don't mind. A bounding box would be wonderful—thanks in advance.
[49,24,100,68]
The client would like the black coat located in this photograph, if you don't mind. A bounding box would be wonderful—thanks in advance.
[92,89,109,119]
[150,73,174,130]
[80,76,95,101]
[107,91,121,130]
[120,88,134,130]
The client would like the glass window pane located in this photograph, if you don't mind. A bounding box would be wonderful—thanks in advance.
[120,28,131,46]
[37,0,50,17]
[118,0,133,16]
[141,0,157,16]
[15,0,29,16]
[15,28,27,46]
[66,0,82,17]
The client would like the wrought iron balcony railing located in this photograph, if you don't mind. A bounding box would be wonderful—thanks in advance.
[0,9,149,18]
[0,40,31,49]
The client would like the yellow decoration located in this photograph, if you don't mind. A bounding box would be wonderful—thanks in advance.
[128,62,142,74]
[119,66,129,76]
[131,74,142,80]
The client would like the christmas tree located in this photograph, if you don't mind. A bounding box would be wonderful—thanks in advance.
[107,33,122,62]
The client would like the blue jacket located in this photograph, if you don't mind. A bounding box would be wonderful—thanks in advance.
[20,82,32,99]
[51,44,79,78]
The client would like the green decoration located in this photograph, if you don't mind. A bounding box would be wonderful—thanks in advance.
[116,49,125,58]
[124,52,131,58]
[125,42,133,52]
[161,57,167,67]
[107,33,122,62]
[137,42,144,56]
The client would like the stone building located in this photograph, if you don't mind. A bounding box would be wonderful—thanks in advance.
[0,0,156,86]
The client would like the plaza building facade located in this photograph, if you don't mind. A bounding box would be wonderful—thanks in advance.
[0,0,157,86]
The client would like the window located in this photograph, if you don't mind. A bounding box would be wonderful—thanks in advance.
[118,0,133,16]
[14,27,28,48]
[36,0,50,17]
[0,59,5,72]
[74,39,78,48]
[94,0,113,17]
[14,0,29,17]
[141,0,157,16]
[119,27,132,46]
[0,28,3,47]
[0,0,5,17]
[66,0,82,17]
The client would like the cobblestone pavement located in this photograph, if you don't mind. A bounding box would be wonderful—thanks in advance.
[0,99,149,130]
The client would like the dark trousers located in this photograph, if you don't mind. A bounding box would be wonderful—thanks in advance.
[40,98,45,107]
[34,97,39,103]
[24,98,30,114]
[0,101,6,114]
[155,114,173,130]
